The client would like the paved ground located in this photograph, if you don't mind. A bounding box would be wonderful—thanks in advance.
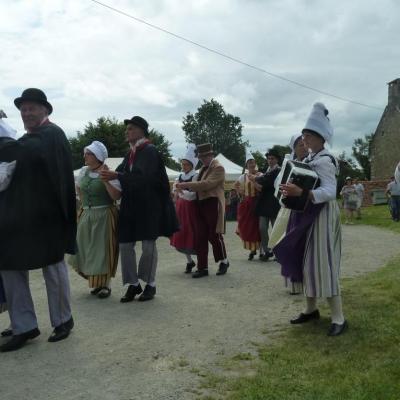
[0,222,399,400]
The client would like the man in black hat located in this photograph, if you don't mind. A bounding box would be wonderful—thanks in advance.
[248,148,281,261]
[101,116,178,302]
[0,88,77,352]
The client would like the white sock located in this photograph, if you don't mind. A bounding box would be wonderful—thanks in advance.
[304,297,317,314]
[147,281,156,287]
[327,296,345,325]
[130,281,140,287]
[186,254,193,263]
[221,258,228,264]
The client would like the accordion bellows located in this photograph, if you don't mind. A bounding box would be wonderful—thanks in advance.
[275,159,319,211]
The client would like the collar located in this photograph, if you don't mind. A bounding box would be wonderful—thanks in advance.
[180,169,197,180]
[306,148,328,162]
[267,164,279,173]
[130,137,149,151]
[27,117,50,133]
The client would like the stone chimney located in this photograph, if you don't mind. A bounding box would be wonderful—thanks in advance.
[388,78,400,108]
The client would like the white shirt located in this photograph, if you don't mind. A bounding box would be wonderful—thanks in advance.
[76,166,122,191]
[173,170,198,201]
[387,181,400,196]
[354,183,364,198]
[306,149,338,204]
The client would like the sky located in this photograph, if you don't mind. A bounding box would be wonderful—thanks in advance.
[1,0,399,161]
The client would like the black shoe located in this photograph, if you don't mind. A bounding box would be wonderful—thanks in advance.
[97,287,111,299]
[120,284,143,303]
[290,309,320,324]
[63,317,74,331]
[90,287,102,296]
[259,254,270,262]
[138,285,156,302]
[192,269,209,278]
[216,262,229,275]
[48,317,74,343]
[0,328,40,352]
[248,251,256,261]
[1,327,13,337]
[185,261,196,274]
[327,320,348,336]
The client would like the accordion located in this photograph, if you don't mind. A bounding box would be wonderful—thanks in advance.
[274,159,319,211]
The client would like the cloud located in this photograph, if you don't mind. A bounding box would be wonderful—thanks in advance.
[1,0,398,160]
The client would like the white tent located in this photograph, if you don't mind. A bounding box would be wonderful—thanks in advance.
[214,153,243,181]
[74,157,180,181]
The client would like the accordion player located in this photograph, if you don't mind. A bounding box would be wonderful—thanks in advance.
[274,158,319,211]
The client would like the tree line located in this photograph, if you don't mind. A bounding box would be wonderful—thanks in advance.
[69,99,373,185]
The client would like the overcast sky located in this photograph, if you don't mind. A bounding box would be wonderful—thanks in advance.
[1,0,398,161]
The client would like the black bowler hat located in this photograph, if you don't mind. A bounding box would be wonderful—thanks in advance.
[265,148,281,160]
[124,116,149,134]
[14,88,53,114]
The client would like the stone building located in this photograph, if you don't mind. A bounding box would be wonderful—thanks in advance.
[371,78,400,180]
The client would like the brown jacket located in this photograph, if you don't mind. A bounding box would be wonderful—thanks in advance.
[185,159,226,234]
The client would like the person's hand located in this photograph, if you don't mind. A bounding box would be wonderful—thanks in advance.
[280,182,303,197]
[100,170,118,182]
[247,174,256,182]
[176,182,189,190]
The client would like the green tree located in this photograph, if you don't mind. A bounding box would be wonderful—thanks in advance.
[269,145,291,164]
[69,117,178,170]
[352,133,373,180]
[337,151,364,194]
[252,150,267,171]
[182,99,248,165]
[69,117,128,169]
[148,129,181,170]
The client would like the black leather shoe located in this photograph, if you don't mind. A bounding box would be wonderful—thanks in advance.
[216,262,229,275]
[63,317,74,331]
[327,320,348,336]
[248,251,256,261]
[290,309,320,324]
[120,284,143,303]
[138,285,156,302]
[97,287,111,299]
[192,269,209,278]
[259,254,270,262]
[48,317,74,343]
[90,287,102,295]
[1,327,13,337]
[0,328,40,352]
[185,261,196,274]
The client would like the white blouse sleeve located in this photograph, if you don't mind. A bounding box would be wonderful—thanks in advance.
[311,157,337,204]
[179,173,198,201]
[109,179,122,191]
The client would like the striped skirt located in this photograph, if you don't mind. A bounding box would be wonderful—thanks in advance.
[69,205,119,288]
[303,200,342,298]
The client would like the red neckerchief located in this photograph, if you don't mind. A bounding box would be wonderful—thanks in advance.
[128,139,151,167]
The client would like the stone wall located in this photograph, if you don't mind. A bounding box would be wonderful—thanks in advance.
[357,180,390,206]
[371,107,400,180]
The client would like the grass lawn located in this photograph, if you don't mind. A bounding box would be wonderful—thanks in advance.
[343,204,400,234]
[200,205,400,400]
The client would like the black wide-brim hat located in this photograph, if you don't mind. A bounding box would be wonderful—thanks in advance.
[265,148,281,160]
[124,116,149,133]
[14,88,53,114]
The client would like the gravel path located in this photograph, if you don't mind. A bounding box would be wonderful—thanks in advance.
[0,222,398,400]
